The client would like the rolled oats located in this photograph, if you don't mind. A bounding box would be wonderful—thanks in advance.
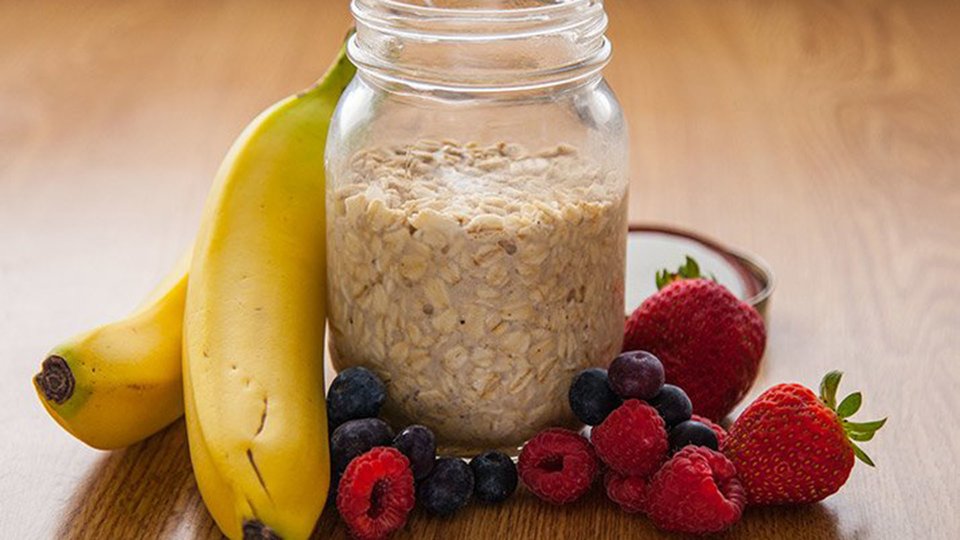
[327,141,627,453]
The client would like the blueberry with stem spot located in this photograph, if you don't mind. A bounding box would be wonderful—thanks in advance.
[569,368,622,426]
[470,451,518,504]
[668,420,719,453]
[330,418,394,487]
[649,384,693,428]
[608,350,665,400]
[394,425,437,481]
[418,458,475,516]
[327,366,386,429]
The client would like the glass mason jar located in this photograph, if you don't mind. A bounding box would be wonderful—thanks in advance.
[326,0,628,455]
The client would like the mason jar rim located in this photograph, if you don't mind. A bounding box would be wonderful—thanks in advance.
[349,0,610,93]
[354,0,596,20]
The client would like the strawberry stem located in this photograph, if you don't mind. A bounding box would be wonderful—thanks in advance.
[655,256,706,290]
[818,371,886,467]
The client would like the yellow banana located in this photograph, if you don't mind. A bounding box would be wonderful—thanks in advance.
[183,43,355,540]
[33,253,189,450]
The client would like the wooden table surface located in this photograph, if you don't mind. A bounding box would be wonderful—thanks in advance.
[2,0,958,538]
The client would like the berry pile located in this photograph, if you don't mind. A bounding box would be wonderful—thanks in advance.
[529,349,742,533]
[327,259,884,537]
[328,367,518,540]
[521,351,884,534]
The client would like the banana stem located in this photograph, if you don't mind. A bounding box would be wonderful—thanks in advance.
[34,356,75,404]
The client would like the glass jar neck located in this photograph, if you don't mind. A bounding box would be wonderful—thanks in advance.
[348,0,611,94]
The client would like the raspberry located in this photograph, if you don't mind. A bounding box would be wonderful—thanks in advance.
[645,446,746,534]
[603,470,648,513]
[518,428,599,504]
[692,414,727,448]
[591,399,668,477]
[336,447,415,540]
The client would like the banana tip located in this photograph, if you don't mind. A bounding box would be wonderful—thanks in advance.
[35,355,74,404]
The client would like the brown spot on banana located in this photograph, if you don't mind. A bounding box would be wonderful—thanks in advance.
[246,448,271,499]
[34,356,74,404]
[255,397,268,436]
[242,520,281,540]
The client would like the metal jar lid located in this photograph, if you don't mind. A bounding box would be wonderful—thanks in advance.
[625,224,774,322]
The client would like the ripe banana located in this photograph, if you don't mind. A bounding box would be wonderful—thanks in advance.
[183,44,355,540]
[33,253,189,450]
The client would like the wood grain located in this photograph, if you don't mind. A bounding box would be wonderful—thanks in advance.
[2,0,959,538]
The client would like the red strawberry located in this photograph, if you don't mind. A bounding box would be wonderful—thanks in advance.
[723,371,885,505]
[623,256,765,421]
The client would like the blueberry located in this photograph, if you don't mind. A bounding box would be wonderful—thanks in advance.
[330,418,395,485]
[418,458,474,516]
[469,451,518,504]
[393,425,437,481]
[608,351,665,400]
[568,368,623,426]
[648,384,693,428]
[327,366,387,429]
[668,420,719,453]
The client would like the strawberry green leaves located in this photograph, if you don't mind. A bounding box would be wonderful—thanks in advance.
[818,371,886,467]
[850,443,876,467]
[844,419,887,432]
[845,419,887,446]
[819,370,843,409]
[837,393,862,418]
[655,256,717,290]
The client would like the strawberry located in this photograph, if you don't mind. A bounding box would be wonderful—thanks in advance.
[723,371,885,505]
[623,256,766,421]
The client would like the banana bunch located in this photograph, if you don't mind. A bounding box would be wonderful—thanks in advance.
[33,41,356,540]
